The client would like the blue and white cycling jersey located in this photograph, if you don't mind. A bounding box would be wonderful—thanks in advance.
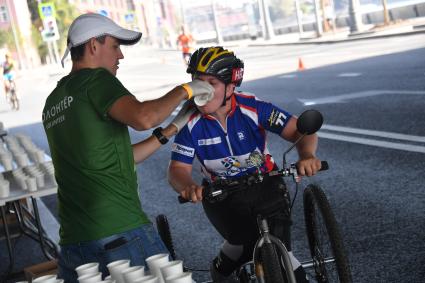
[171,92,292,180]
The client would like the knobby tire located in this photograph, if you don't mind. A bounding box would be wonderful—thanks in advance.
[155,214,177,260]
[303,184,352,283]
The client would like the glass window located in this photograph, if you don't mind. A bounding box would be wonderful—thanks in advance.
[0,6,8,23]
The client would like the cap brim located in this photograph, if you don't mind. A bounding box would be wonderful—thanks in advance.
[110,28,142,45]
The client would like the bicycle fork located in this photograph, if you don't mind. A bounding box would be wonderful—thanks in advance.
[253,217,297,283]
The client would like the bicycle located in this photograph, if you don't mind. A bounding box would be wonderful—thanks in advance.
[4,77,19,110]
[157,110,352,283]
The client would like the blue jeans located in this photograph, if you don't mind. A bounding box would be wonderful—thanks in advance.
[58,223,168,283]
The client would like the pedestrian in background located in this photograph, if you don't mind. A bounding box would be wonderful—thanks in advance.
[176,25,195,66]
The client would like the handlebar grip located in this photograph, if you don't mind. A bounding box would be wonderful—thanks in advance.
[320,161,329,171]
[178,195,190,204]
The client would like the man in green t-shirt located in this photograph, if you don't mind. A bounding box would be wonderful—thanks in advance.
[42,13,214,283]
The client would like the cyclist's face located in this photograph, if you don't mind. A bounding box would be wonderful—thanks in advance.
[194,74,233,114]
[94,36,124,76]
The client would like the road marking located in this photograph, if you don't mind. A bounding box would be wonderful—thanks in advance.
[318,132,425,153]
[279,74,297,78]
[298,90,425,105]
[322,124,425,143]
[338,73,362,77]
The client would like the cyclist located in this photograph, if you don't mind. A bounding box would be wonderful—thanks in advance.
[176,25,195,66]
[167,47,322,282]
[2,53,15,94]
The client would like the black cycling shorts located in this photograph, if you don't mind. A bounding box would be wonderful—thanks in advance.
[202,175,292,251]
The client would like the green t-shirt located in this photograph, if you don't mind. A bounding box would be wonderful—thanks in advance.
[42,68,149,245]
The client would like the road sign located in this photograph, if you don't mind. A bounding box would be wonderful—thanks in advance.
[38,2,56,20]
[125,13,135,23]
[42,16,60,42]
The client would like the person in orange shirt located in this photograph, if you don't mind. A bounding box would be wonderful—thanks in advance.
[176,26,195,65]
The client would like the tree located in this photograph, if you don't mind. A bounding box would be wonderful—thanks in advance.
[0,28,15,49]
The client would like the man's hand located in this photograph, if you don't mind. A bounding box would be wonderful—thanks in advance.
[180,184,203,203]
[181,80,214,100]
[170,100,197,133]
[296,156,322,177]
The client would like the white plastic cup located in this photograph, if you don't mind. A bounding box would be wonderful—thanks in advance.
[106,259,130,283]
[194,92,214,106]
[122,265,145,283]
[32,274,57,283]
[145,254,169,283]
[1,156,13,171]
[133,275,159,283]
[77,272,102,283]
[0,180,10,198]
[33,172,45,188]
[159,260,183,282]
[75,262,99,278]
[15,176,27,191]
[14,153,29,167]
[25,176,37,192]
[164,272,192,283]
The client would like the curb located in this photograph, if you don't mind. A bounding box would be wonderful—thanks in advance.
[245,28,425,47]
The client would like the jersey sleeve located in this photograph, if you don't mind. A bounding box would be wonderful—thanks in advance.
[256,100,292,135]
[171,126,196,164]
[87,68,132,120]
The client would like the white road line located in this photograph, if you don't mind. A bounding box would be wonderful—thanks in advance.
[318,132,425,153]
[322,124,425,143]
[299,90,425,105]
[338,73,362,77]
[279,74,297,78]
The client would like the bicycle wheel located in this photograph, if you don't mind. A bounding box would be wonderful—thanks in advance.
[303,184,352,283]
[155,214,177,260]
[256,240,289,283]
[11,89,19,110]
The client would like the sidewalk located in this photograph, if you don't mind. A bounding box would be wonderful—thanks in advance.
[223,16,425,47]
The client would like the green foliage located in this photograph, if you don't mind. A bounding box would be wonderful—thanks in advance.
[0,28,14,49]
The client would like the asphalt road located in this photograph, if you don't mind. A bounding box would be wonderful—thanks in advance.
[1,34,424,282]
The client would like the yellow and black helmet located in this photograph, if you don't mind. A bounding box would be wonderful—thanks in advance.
[187,46,244,86]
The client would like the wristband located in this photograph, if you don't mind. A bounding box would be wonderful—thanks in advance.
[181,83,193,100]
[152,127,168,145]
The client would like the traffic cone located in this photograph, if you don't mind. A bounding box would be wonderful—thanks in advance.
[298,58,305,71]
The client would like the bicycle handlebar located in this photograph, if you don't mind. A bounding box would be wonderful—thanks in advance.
[178,161,328,204]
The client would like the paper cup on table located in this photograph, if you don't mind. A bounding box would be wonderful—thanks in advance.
[33,172,45,188]
[0,180,10,198]
[133,275,159,283]
[122,265,145,283]
[75,262,99,278]
[77,272,102,283]
[107,259,130,283]
[14,153,29,167]
[32,274,57,283]
[160,260,183,282]
[145,253,169,283]
[164,272,192,283]
[15,176,27,191]
[1,156,13,171]
[25,176,37,192]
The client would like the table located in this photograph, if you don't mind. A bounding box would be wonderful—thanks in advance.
[0,166,58,280]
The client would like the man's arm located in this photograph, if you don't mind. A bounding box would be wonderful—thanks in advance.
[109,80,214,131]
[109,86,187,131]
[132,124,177,163]
[168,160,203,203]
[132,100,197,163]
[281,116,321,176]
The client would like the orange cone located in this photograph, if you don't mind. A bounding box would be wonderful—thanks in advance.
[298,58,305,71]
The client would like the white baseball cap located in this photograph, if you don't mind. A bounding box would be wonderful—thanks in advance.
[61,13,142,67]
